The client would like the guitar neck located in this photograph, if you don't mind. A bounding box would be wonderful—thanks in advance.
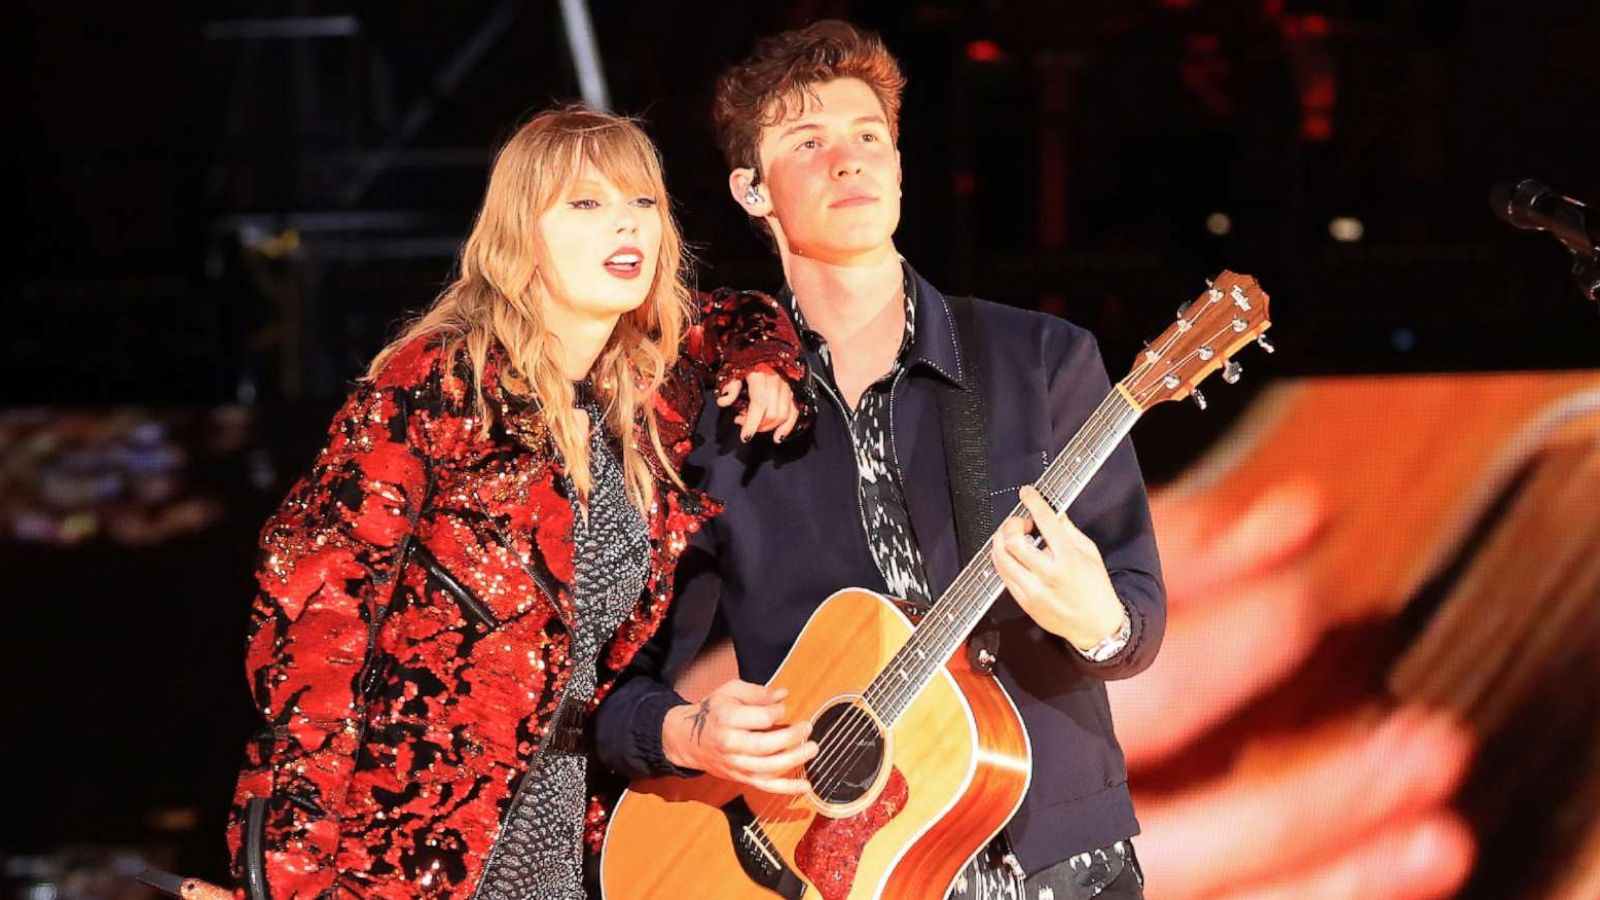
[863,388,1144,725]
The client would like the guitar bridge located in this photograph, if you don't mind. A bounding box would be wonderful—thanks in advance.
[720,795,806,900]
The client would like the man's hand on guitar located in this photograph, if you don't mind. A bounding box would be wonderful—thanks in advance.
[990,486,1130,652]
[662,680,818,795]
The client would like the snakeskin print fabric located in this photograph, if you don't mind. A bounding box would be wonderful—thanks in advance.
[476,394,649,900]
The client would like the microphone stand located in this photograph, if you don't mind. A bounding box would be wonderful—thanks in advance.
[1490,179,1600,308]
[1571,251,1600,307]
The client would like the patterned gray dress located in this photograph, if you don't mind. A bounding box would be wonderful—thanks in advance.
[476,394,650,900]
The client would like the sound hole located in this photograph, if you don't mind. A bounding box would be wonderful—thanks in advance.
[804,700,885,806]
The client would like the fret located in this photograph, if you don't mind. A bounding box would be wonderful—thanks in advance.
[868,395,1141,723]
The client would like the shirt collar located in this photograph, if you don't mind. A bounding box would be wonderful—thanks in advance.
[782,261,962,385]
[900,264,966,387]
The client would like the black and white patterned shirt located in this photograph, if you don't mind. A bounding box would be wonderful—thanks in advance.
[787,273,932,608]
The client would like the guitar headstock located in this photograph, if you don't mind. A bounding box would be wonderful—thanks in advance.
[1120,271,1273,412]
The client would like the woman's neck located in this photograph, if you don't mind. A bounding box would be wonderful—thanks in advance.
[544,307,620,381]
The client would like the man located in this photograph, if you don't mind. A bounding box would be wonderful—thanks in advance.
[594,20,1164,900]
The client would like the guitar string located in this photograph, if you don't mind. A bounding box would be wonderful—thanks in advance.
[844,295,1253,731]
[782,393,1135,813]
[793,320,1230,810]
[796,320,1238,809]
[744,304,1245,837]
[788,319,1215,812]
[792,311,1210,796]
[776,396,1132,821]
[810,314,1246,790]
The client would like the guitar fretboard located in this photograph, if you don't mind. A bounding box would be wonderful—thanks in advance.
[862,389,1143,724]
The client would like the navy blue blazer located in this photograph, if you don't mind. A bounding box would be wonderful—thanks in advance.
[593,265,1166,874]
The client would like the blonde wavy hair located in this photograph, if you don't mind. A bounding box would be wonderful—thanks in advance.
[368,105,693,510]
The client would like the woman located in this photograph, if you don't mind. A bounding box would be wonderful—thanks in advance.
[225,106,805,899]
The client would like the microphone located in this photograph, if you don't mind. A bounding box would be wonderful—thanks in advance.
[1489,179,1599,257]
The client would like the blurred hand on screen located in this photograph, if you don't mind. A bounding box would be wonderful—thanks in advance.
[1111,483,1477,900]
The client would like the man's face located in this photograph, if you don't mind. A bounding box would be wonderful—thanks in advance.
[750,77,901,263]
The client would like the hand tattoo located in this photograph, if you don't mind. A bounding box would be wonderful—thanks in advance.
[689,699,711,745]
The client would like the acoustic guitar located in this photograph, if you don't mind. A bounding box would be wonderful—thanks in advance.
[601,272,1274,900]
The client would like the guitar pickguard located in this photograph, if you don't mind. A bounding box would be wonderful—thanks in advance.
[794,766,910,900]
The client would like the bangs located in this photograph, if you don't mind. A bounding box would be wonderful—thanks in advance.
[541,119,663,202]
[581,122,663,198]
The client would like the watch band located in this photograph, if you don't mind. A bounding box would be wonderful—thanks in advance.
[1078,612,1132,663]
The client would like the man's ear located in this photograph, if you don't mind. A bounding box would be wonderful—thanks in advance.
[729,167,774,218]
[896,148,903,195]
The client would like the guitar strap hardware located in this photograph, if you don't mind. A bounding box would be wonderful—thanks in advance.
[935,294,1002,675]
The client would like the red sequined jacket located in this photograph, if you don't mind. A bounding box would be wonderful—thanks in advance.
[226,290,804,899]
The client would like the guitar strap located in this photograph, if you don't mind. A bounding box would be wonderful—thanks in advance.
[934,294,1002,673]
[935,295,1030,885]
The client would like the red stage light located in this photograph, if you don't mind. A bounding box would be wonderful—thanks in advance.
[1302,113,1333,141]
[965,40,1003,63]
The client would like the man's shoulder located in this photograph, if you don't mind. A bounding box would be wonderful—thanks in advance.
[962,296,1099,360]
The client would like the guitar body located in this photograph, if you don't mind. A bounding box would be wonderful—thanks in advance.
[600,588,1032,900]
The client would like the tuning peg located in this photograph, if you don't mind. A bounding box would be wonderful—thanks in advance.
[1191,388,1208,410]
[1222,360,1243,384]
[1256,334,1275,354]
[1176,301,1192,319]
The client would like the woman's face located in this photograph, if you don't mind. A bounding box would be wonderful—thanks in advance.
[537,163,664,325]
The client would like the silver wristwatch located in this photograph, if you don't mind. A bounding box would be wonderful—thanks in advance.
[1077,613,1132,663]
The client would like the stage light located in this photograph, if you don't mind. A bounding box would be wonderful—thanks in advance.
[1329,216,1365,242]
[965,40,1003,63]
[558,0,611,111]
[1206,212,1232,236]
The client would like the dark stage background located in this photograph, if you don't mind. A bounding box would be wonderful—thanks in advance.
[3,1,1599,897]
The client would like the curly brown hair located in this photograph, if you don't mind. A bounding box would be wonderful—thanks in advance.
[712,19,906,182]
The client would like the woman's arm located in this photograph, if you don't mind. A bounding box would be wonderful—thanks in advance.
[657,288,810,467]
[228,376,433,898]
